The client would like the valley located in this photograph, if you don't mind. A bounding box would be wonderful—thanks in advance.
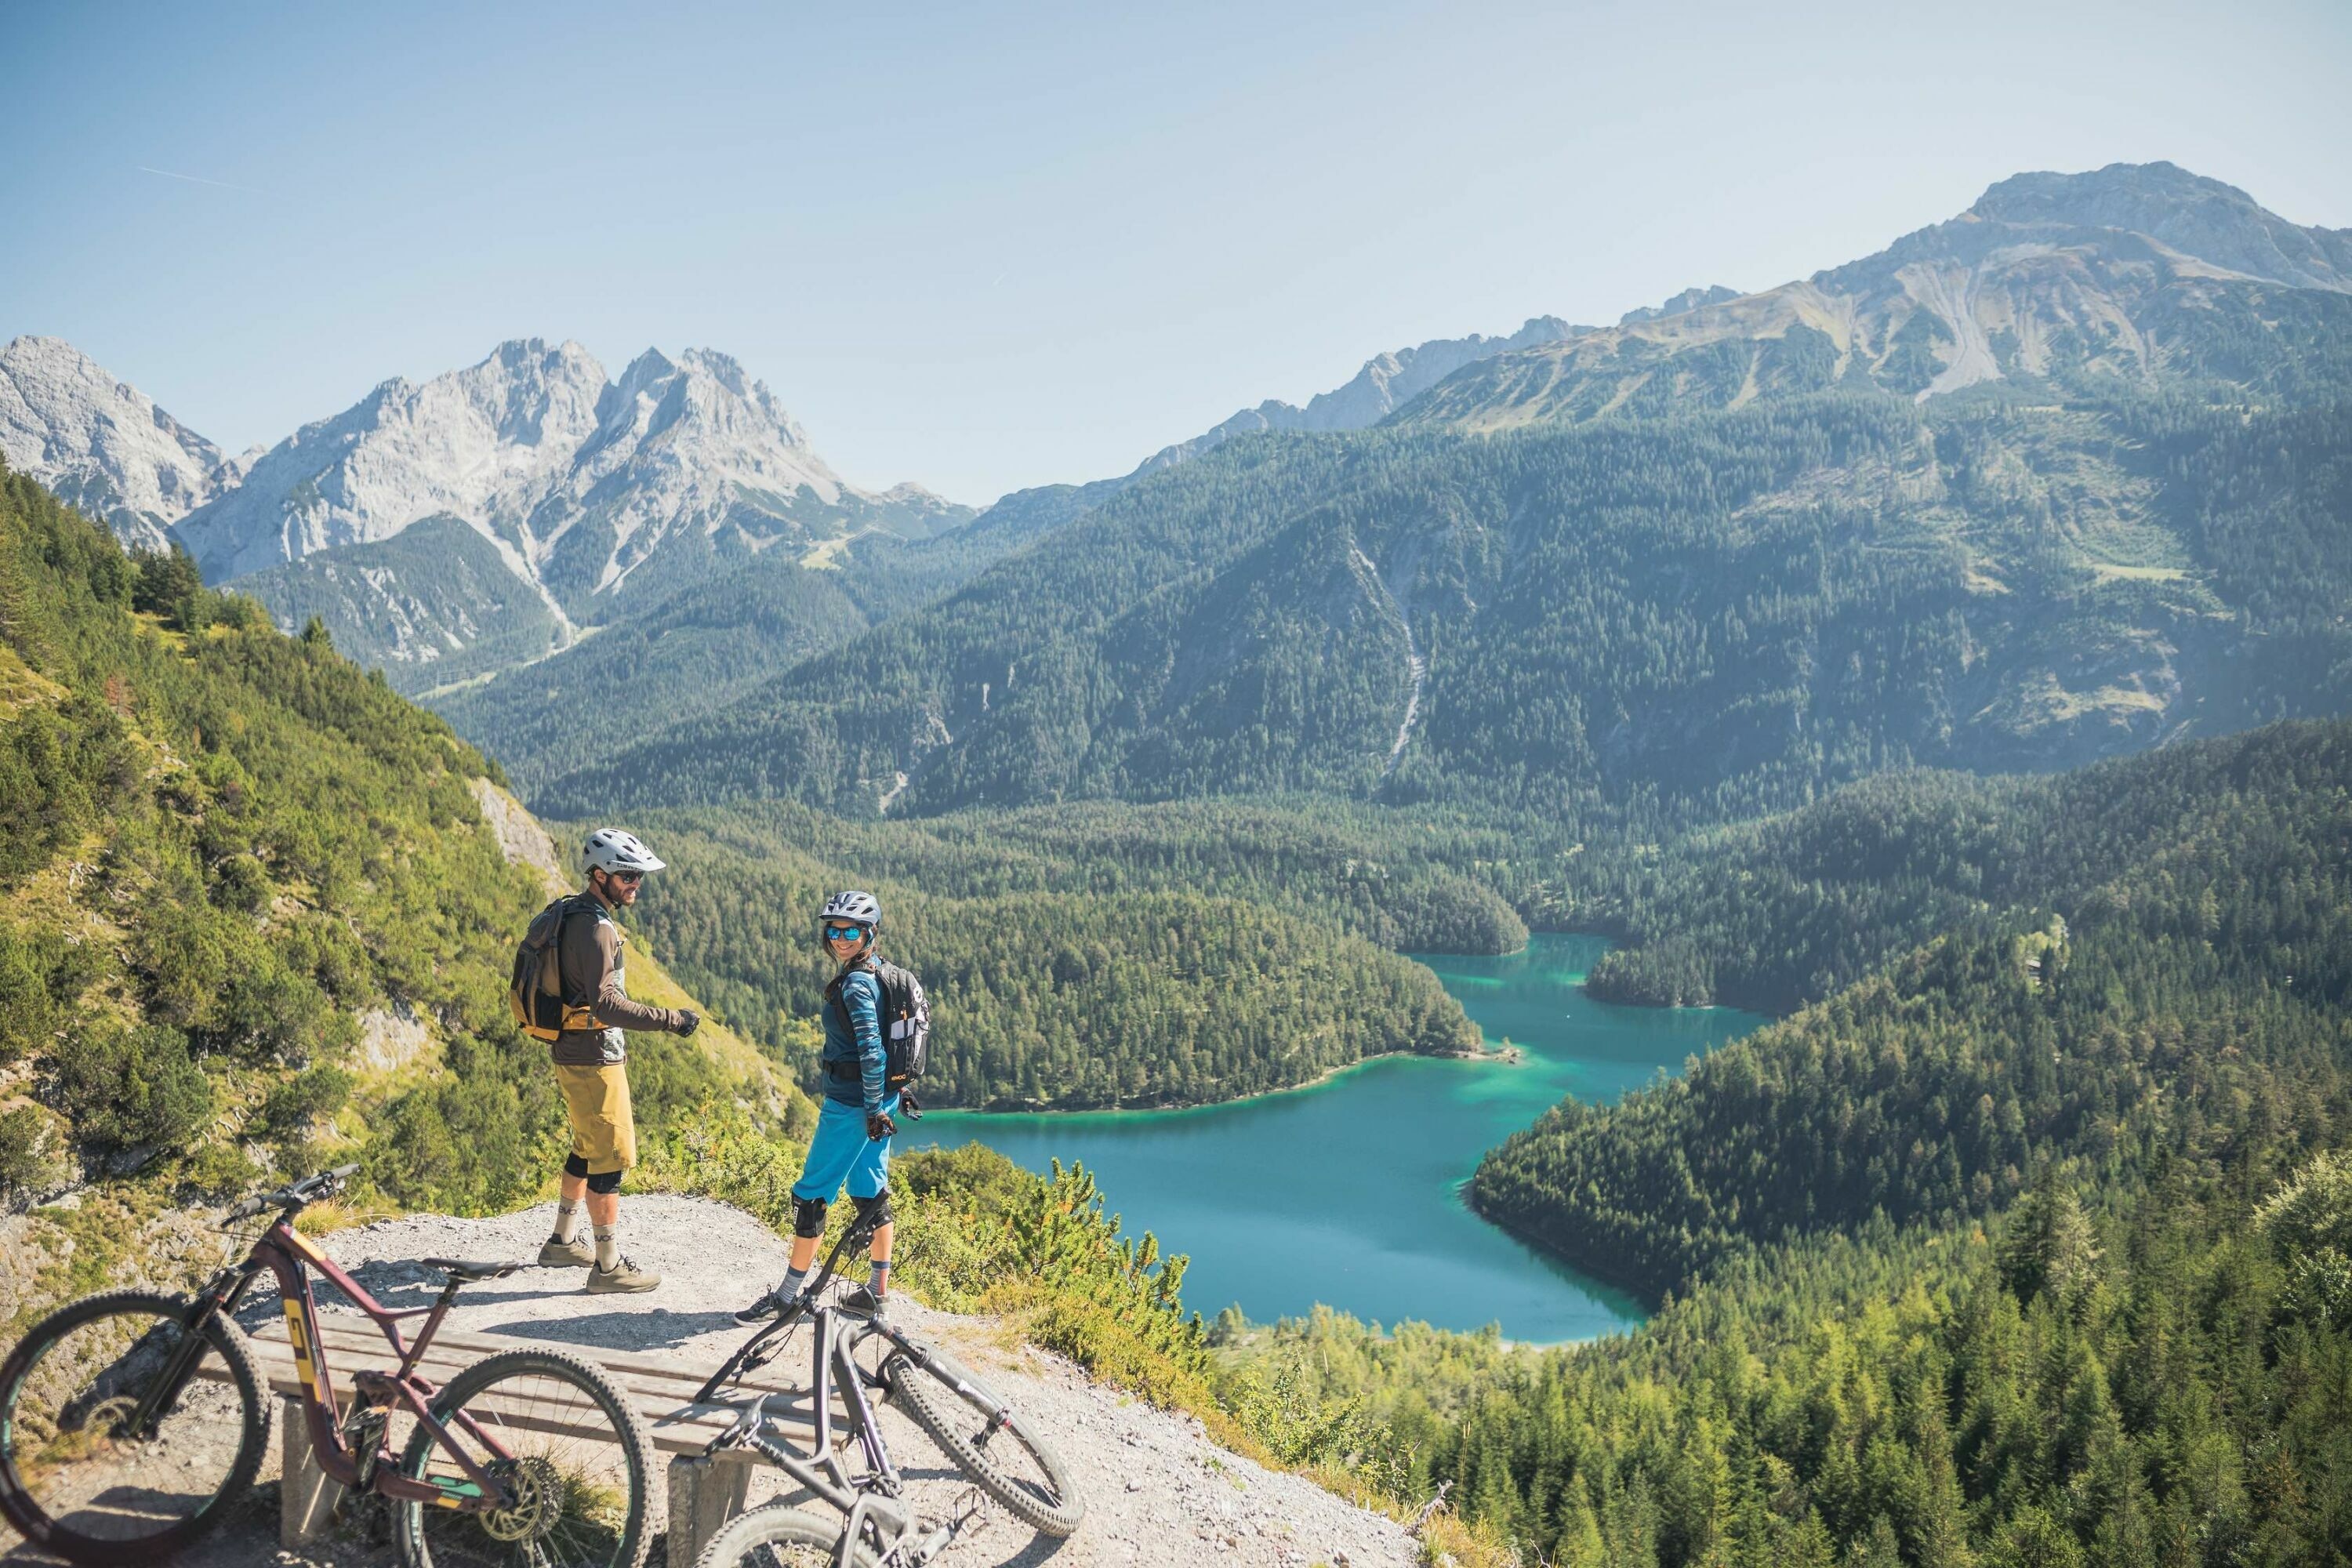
[5,154,2350,1568]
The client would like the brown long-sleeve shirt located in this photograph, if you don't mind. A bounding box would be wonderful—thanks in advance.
[551,894,683,1065]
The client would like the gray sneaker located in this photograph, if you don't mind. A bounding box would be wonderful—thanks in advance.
[537,1236,594,1269]
[732,1289,786,1326]
[584,1257,660,1294]
[836,1283,886,1318]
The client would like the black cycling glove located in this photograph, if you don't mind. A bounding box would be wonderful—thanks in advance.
[866,1109,897,1141]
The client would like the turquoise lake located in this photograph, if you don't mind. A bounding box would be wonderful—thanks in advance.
[913,933,1769,1341]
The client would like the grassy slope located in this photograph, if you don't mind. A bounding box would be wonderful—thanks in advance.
[0,459,792,1229]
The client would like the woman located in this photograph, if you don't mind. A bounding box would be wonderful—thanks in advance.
[737,890,901,1320]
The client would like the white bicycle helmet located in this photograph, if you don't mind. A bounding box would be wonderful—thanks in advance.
[582,828,666,877]
[820,890,882,930]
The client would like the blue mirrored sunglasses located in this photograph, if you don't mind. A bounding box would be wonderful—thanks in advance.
[822,924,870,941]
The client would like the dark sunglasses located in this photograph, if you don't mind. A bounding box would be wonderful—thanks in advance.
[607,869,644,885]
[822,924,870,942]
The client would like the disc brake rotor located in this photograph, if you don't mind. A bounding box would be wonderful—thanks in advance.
[479,1454,564,1542]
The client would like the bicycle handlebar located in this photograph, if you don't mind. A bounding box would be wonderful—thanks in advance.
[224,1162,361,1222]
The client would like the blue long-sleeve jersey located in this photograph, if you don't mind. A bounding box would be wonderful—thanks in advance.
[821,965,886,1112]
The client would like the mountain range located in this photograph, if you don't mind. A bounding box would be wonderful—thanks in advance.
[1399,162,2352,430]
[526,162,2352,823]
[0,296,1598,702]
[6,160,2348,818]
[0,336,972,691]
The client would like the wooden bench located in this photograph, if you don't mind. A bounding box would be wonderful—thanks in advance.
[220,1315,796,1566]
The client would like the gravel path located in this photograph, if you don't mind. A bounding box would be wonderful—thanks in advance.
[6,1196,1417,1568]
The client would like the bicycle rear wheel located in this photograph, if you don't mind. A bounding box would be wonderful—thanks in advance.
[695,1501,880,1567]
[392,1345,653,1568]
[0,1289,268,1563]
[884,1345,1082,1536]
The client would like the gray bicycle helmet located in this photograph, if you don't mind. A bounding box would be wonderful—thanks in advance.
[820,890,881,931]
[582,827,665,877]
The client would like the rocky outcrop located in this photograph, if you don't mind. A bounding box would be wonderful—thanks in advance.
[172,340,967,612]
[0,336,239,551]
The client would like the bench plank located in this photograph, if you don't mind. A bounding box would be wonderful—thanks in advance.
[209,1314,818,1457]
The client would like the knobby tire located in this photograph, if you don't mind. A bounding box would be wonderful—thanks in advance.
[0,1289,269,1564]
[693,1501,882,1567]
[392,1345,655,1568]
[884,1347,1083,1536]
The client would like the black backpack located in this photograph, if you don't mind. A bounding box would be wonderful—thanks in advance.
[509,896,603,1043]
[829,959,930,1094]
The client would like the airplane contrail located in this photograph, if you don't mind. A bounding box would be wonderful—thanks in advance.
[137,165,267,194]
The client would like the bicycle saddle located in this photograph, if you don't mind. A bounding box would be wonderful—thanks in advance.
[423,1257,524,1283]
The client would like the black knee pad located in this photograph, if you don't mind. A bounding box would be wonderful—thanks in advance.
[563,1153,590,1179]
[793,1195,829,1239]
[585,1168,622,1195]
[850,1190,892,1229]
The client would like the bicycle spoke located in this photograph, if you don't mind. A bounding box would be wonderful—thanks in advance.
[399,1356,648,1568]
[884,1344,1083,1536]
[1,1303,253,1549]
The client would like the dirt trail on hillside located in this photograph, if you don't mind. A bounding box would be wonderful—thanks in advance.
[5,1196,1416,1568]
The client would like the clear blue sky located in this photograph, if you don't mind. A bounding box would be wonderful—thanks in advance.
[5,0,2348,504]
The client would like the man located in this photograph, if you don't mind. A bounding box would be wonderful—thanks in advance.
[535,827,700,1293]
[737,890,901,1321]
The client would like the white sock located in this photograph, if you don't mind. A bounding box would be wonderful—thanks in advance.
[593,1224,619,1271]
[551,1199,584,1243]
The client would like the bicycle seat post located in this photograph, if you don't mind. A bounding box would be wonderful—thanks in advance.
[399,1275,463,1377]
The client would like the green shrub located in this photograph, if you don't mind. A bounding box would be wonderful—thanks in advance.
[48,1024,212,1151]
[0,1105,59,1197]
[262,1065,354,1133]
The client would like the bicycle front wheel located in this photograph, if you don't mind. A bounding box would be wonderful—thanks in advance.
[695,1501,881,1567]
[393,1345,653,1568]
[884,1345,1083,1536]
[0,1289,268,1563]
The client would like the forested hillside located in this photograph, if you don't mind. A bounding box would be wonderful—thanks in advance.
[236,515,568,696]
[1276,1139,2352,1567]
[429,521,1028,793]
[1210,720,2352,1566]
[0,459,774,1214]
[1472,717,2352,1299]
[1573,712,2352,1011]
[528,167,2352,831]
[541,389,2352,827]
[594,799,1497,1108]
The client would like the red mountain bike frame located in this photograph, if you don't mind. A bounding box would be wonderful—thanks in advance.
[197,1215,517,1511]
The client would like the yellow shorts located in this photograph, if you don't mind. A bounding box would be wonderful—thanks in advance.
[553,1063,637,1174]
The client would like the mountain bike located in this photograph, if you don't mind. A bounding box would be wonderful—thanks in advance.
[690,1213,1082,1563]
[0,1164,655,1567]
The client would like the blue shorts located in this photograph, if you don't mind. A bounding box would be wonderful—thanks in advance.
[793,1093,898,1203]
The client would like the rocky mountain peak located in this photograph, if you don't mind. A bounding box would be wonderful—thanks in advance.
[0,334,230,550]
[1967,160,2352,292]
[161,334,962,634]
[1129,314,1593,479]
[1620,285,1741,326]
[1390,160,2352,434]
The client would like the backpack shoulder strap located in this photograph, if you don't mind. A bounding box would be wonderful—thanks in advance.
[831,960,885,1031]
[550,894,610,1007]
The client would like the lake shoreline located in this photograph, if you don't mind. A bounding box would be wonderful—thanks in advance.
[916,935,1769,1338]
[924,1040,1521,1117]
[1460,1182,1670,1313]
